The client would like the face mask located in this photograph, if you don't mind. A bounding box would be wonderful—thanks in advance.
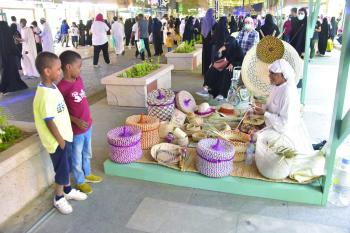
[298,14,305,20]
[244,24,252,30]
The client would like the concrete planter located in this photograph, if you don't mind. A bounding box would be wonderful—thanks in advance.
[195,44,203,49]
[165,48,202,71]
[101,64,174,107]
[0,121,53,225]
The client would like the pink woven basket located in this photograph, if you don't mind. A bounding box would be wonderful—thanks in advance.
[196,138,235,178]
[107,126,143,164]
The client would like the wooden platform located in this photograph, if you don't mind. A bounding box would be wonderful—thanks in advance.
[104,159,324,205]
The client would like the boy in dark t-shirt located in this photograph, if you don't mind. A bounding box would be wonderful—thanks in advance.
[58,50,102,194]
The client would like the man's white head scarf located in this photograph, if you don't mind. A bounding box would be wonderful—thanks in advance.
[268,59,295,84]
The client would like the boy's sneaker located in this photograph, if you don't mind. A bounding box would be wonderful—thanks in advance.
[76,183,93,194]
[85,174,103,183]
[196,89,209,97]
[53,197,73,215]
[64,188,87,201]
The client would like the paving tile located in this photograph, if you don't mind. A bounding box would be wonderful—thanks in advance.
[126,197,238,233]
[236,213,348,233]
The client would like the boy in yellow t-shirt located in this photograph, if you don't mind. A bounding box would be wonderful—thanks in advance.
[33,52,87,215]
[165,32,174,52]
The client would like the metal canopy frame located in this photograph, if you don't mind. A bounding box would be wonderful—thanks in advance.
[300,0,321,104]
[321,0,350,204]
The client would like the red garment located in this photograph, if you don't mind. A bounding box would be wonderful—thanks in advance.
[57,76,92,135]
[95,13,104,22]
[283,20,292,35]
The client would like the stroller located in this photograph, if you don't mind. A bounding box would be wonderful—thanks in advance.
[54,31,62,44]
[226,66,250,108]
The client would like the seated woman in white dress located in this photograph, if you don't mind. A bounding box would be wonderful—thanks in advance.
[253,59,314,153]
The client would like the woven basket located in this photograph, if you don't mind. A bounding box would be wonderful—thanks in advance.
[196,138,235,177]
[126,114,160,149]
[147,89,175,121]
[107,126,142,164]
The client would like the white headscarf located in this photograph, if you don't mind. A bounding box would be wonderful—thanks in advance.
[268,59,295,84]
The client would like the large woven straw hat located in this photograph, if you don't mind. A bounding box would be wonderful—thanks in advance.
[241,37,302,97]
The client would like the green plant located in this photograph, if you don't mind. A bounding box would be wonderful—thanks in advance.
[0,110,23,152]
[118,61,160,78]
[195,35,202,44]
[173,41,195,53]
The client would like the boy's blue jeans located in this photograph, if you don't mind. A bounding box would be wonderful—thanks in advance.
[70,127,92,184]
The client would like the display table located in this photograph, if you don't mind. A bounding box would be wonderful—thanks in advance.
[101,64,174,107]
[104,147,324,205]
[104,159,323,205]
[165,48,202,71]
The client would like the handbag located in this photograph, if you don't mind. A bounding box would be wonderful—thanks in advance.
[212,58,229,71]
[326,39,333,52]
[136,39,145,53]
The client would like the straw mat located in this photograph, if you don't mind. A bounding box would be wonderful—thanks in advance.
[136,148,312,184]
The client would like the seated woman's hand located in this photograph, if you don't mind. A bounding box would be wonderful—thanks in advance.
[226,64,233,72]
[253,105,265,115]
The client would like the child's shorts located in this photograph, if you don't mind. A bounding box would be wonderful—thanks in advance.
[72,36,78,43]
[50,141,71,185]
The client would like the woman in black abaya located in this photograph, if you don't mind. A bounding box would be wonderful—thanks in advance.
[259,14,280,39]
[229,16,238,34]
[9,24,22,70]
[0,22,28,94]
[78,20,86,46]
[211,16,229,62]
[183,16,195,43]
[201,8,216,76]
[196,36,244,100]
[152,18,163,56]
[318,18,329,56]
[290,8,307,57]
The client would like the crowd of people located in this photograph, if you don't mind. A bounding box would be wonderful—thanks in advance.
[0,8,341,96]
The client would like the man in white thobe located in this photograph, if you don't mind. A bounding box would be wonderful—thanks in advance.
[19,18,39,78]
[111,16,125,55]
[254,59,313,153]
[40,18,54,53]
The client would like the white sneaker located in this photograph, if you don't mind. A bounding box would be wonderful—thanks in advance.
[65,188,88,201]
[93,65,101,68]
[53,197,73,215]
[196,89,209,97]
[215,95,224,101]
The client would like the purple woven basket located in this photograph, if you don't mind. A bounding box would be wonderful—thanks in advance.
[196,138,235,178]
[107,126,143,164]
[147,88,175,121]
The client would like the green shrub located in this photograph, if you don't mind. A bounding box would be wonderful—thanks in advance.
[0,111,23,152]
[118,61,160,78]
[195,35,202,44]
[173,41,195,53]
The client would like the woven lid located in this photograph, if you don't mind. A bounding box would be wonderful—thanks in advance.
[107,126,141,147]
[151,143,182,165]
[125,114,160,131]
[257,36,285,64]
[197,138,235,160]
[147,88,175,106]
[242,40,302,97]
[176,91,197,113]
